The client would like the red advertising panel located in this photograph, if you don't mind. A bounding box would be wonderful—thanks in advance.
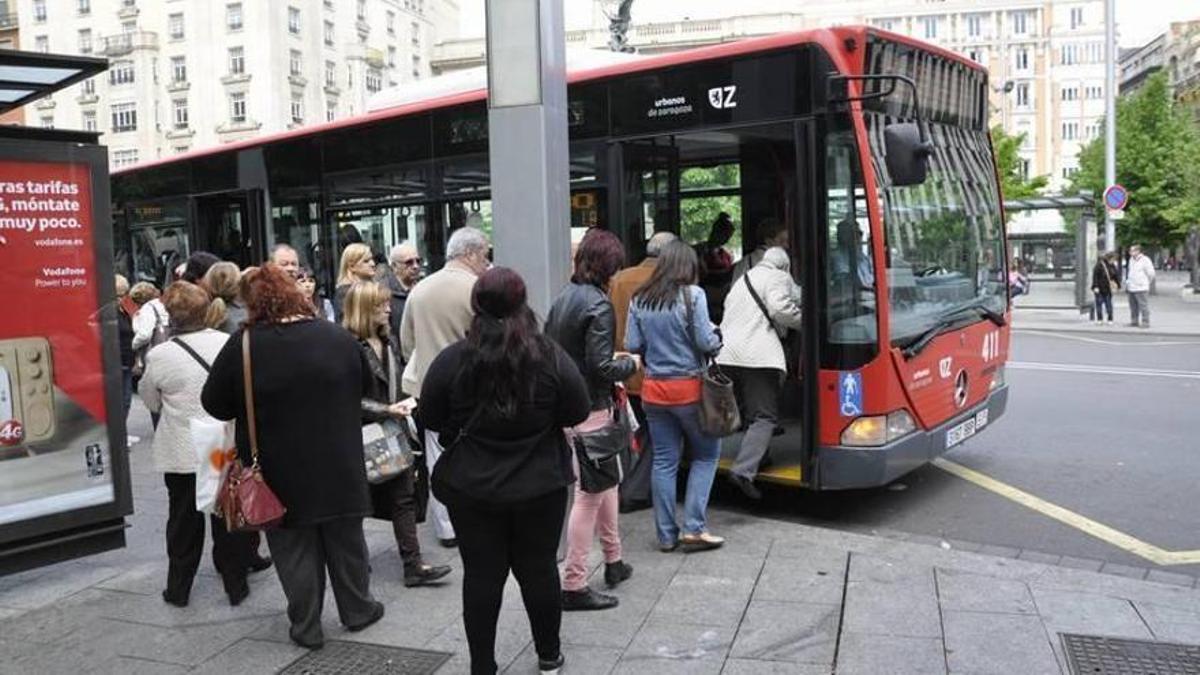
[0,160,118,526]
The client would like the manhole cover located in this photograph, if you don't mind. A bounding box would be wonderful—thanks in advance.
[1061,633,1200,674]
[280,640,452,674]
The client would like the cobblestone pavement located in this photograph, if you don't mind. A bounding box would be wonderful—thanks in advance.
[3,405,1200,674]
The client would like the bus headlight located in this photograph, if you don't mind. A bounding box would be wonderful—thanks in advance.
[841,410,917,447]
[989,365,1006,391]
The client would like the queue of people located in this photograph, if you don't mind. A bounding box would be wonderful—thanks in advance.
[119,220,813,675]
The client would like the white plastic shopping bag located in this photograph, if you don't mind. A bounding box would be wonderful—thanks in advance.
[191,417,235,514]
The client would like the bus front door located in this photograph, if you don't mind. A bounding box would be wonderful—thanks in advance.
[194,190,266,270]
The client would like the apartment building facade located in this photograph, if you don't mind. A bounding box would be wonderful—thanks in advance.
[16,0,459,168]
[1121,20,1200,123]
[0,0,23,125]
[435,0,1105,193]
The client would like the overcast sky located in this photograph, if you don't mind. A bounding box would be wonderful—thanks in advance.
[456,0,1199,48]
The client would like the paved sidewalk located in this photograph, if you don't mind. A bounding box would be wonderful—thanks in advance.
[1014,271,1200,336]
[4,408,1200,673]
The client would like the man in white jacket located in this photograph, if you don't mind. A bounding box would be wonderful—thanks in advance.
[717,247,803,499]
[1125,245,1156,328]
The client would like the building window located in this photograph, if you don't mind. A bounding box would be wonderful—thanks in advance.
[1070,7,1084,30]
[290,50,302,76]
[228,47,245,75]
[81,78,95,95]
[171,56,186,83]
[388,46,396,67]
[229,92,246,123]
[1019,158,1031,180]
[110,61,135,85]
[82,110,96,132]
[1087,84,1103,99]
[1061,44,1077,65]
[175,145,189,154]
[33,0,47,23]
[1015,83,1030,107]
[1061,86,1078,101]
[1088,42,1103,63]
[34,36,49,53]
[227,3,243,31]
[1062,166,1079,179]
[78,29,92,54]
[1015,48,1029,71]
[1011,11,1029,35]
[291,96,304,124]
[365,68,382,93]
[40,115,53,129]
[173,99,188,129]
[122,20,135,35]
[875,18,895,32]
[113,149,139,168]
[324,21,334,46]
[411,55,421,78]
[169,13,184,39]
[387,11,395,34]
[966,14,981,38]
[121,0,135,7]
[1062,122,1079,140]
[967,49,982,63]
[288,6,301,34]
[921,16,938,40]
[325,60,336,87]
[111,102,137,132]
[77,0,90,16]
[411,22,420,46]
[326,101,336,122]
[357,0,366,20]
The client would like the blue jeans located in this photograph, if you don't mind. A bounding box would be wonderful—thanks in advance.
[1093,293,1113,321]
[644,402,721,546]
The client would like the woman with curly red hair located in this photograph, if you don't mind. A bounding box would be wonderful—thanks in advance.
[202,264,383,649]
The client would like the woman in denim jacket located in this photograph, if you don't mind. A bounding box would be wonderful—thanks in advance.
[625,241,725,552]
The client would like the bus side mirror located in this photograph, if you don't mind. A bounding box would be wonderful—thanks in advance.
[885,122,933,187]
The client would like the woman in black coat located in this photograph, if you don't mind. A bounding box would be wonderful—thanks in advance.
[342,281,452,587]
[420,267,590,675]
[201,264,383,650]
[1091,252,1120,324]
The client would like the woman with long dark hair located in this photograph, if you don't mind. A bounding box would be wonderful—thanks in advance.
[545,230,638,611]
[420,267,590,675]
[626,240,725,552]
[202,264,383,649]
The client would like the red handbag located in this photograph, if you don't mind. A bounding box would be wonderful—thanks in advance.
[217,330,286,532]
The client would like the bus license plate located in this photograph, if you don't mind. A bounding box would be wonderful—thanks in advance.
[945,409,989,450]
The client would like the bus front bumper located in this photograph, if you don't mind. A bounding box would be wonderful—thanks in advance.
[816,385,1010,490]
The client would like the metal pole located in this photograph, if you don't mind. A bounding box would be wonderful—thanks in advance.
[484,0,571,317]
[1103,0,1117,252]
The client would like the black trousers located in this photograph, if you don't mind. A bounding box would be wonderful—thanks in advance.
[265,517,378,647]
[444,486,568,675]
[619,395,653,510]
[371,467,422,566]
[163,472,255,601]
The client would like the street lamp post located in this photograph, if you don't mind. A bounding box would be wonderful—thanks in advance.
[484,0,571,316]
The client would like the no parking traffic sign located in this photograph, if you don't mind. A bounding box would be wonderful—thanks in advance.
[1104,184,1128,211]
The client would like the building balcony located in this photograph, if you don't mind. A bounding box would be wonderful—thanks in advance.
[35,97,55,110]
[217,120,262,136]
[117,4,139,20]
[166,80,189,93]
[220,73,251,86]
[324,84,340,96]
[100,31,158,56]
[76,93,99,105]
[165,127,194,140]
[289,74,307,87]
[0,13,18,31]
[357,19,371,37]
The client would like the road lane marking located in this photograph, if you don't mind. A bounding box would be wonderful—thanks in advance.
[933,458,1200,566]
[1009,361,1200,380]
[1014,329,1200,347]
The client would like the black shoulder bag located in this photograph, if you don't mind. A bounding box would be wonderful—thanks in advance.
[743,273,782,338]
[683,290,741,437]
[572,399,632,494]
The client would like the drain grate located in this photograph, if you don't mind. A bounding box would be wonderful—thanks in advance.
[1061,633,1200,674]
[279,640,452,675]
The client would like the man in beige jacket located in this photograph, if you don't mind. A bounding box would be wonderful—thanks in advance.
[400,226,490,546]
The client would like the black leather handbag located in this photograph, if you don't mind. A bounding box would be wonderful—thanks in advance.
[572,403,632,494]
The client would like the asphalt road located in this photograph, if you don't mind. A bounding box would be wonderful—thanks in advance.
[722,329,1200,578]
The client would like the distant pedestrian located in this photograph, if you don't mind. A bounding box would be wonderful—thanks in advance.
[201,265,383,649]
[718,247,803,500]
[334,243,377,322]
[115,274,137,444]
[732,217,789,280]
[545,230,638,612]
[696,212,736,322]
[609,231,677,512]
[140,281,263,608]
[1125,245,1156,328]
[296,265,336,321]
[202,261,247,333]
[1091,252,1119,324]
[385,242,423,349]
[400,227,491,548]
[625,241,725,553]
[342,281,452,588]
[420,267,590,675]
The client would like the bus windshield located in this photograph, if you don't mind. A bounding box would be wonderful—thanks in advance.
[860,36,1006,347]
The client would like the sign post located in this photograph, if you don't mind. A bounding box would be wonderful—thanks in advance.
[484,0,570,317]
[1103,184,1127,237]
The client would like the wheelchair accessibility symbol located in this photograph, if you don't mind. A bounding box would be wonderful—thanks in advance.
[839,372,863,417]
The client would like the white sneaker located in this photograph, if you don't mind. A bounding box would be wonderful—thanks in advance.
[1107,319,1114,325]
[126,435,141,446]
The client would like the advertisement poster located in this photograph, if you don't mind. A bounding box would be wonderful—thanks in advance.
[0,160,117,526]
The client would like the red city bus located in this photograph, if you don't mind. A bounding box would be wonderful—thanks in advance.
[111,26,1009,490]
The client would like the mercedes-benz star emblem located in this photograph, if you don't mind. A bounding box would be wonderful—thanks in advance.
[953,370,969,408]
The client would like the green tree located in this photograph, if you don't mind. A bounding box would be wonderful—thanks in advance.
[1070,71,1200,250]
[990,125,1049,201]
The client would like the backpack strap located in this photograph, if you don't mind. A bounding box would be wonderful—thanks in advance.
[171,336,211,372]
[742,273,779,335]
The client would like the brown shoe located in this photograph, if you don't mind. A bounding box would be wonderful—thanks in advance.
[680,532,725,552]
